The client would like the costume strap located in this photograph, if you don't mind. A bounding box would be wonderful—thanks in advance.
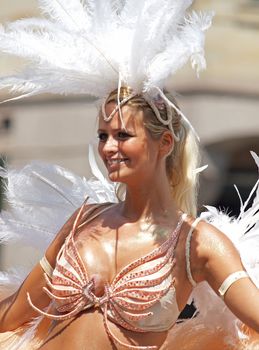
[76,202,116,232]
[102,302,158,350]
[39,202,115,278]
[185,217,202,287]
[218,271,249,299]
[39,255,54,278]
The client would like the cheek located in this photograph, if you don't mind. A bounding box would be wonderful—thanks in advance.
[126,140,146,159]
[133,142,157,167]
[97,143,105,161]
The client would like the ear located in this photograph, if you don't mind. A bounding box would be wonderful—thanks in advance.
[159,131,174,157]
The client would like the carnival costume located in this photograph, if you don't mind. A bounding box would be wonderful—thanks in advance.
[0,1,259,349]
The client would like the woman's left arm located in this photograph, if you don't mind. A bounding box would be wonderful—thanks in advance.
[191,221,259,333]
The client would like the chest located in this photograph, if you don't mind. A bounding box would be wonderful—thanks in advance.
[49,215,191,327]
[74,223,175,295]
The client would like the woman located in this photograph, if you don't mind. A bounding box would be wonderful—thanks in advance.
[0,1,259,349]
[0,87,259,350]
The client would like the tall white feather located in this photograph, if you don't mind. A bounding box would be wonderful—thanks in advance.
[38,0,91,31]
[0,0,213,102]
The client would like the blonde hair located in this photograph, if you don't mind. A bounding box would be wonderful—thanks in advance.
[103,87,200,217]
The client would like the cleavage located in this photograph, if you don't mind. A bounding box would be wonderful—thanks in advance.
[75,235,114,297]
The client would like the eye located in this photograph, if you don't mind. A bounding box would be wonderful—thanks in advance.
[117,131,132,140]
[98,132,108,142]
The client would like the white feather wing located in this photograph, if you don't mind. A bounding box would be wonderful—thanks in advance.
[191,152,259,340]
[0,155,117,298]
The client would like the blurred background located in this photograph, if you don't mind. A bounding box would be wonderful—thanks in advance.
[0,0,259,270]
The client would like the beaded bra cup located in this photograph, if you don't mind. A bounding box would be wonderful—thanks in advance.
[28,204,186,350]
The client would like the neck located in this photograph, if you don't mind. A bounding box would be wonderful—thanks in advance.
[120,170,178,223]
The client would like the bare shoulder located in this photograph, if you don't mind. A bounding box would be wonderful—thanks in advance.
[45,202,109,260]
[194,220,237,256]
[188,218,242,284]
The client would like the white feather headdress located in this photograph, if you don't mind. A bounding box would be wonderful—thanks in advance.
[0,0,213,105]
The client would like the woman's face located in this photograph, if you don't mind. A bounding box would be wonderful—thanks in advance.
[98,102,161,185]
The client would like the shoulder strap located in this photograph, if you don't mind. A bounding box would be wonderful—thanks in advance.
[69,202,115,240]
[77,202,115,231]
[185,217,202,287]
[40,204,114,276]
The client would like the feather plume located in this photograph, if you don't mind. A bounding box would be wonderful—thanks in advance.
[146,10,214,90]
[9,315,44,350]
[38,0,91,31]
[0,0,213,102]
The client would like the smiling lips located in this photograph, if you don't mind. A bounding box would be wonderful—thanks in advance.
[107,158,129,166]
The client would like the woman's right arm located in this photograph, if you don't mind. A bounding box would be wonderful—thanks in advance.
[0,208,81,332]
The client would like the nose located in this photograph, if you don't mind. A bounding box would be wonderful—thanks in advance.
[102,135,118,155]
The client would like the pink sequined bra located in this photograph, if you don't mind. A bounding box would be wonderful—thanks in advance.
[28,203,186,350]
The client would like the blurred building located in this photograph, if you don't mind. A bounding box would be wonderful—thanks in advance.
[0,0,259,268]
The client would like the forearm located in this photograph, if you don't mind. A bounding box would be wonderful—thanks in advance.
[224,279,259,334]
[0,226,72,332]
[0,207,83,332]
[0,264,49,332]
[0,206,84,332]
[0,293,17,332]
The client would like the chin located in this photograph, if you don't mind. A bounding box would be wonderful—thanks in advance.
[107,168,134,184]
[108,172,128,183]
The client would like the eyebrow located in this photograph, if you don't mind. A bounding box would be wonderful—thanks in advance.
[97,128,131,133]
